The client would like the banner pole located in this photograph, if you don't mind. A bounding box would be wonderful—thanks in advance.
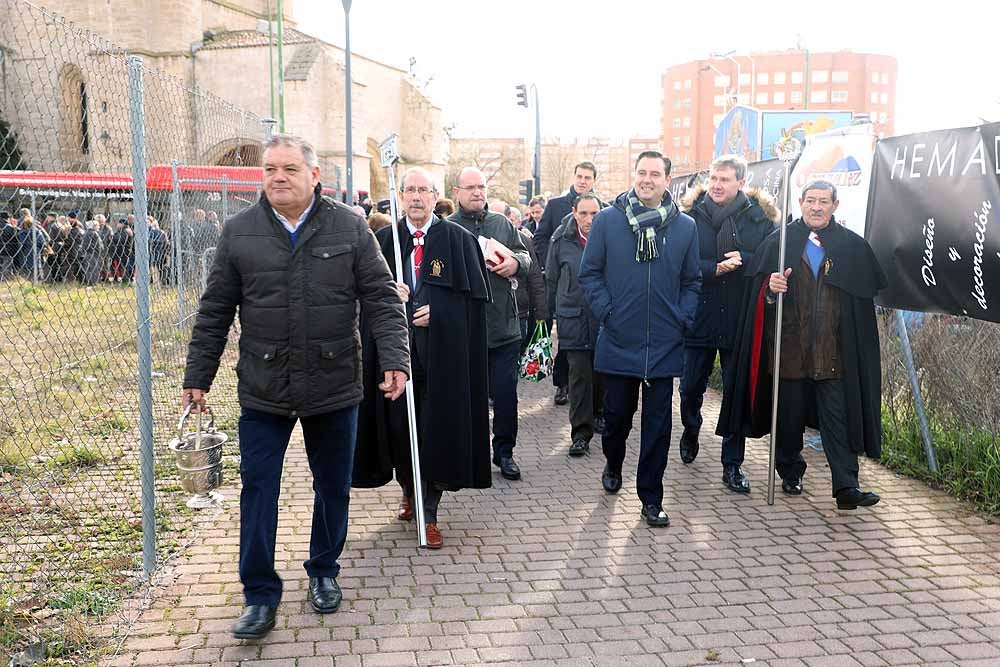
[768,135,802,506]
[379,135,426,547]
[893,310,938,473]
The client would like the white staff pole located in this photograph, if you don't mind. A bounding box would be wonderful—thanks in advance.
[378,134,426,547]
[767,134,802,506]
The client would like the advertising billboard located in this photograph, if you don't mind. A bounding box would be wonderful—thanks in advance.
[713,105,761,162]
[760,111,854,160]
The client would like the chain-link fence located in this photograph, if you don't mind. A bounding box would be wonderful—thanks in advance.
[0,0,263,661]
[879,311,1000,512]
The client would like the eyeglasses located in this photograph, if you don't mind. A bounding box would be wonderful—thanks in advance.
[456,184,487,192]
[402,186,436,195]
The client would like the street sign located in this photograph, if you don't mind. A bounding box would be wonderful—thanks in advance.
[379,134,399,168]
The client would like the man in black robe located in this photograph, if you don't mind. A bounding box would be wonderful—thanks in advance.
[354,167,492,548]
[719,180,887,509]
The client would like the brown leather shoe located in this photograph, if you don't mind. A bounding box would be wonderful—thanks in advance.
[424,523,443,549]
[397,496,413,521]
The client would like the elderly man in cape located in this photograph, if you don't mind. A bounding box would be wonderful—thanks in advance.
[718,179,887,509]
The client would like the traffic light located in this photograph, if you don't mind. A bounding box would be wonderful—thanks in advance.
[518,179,534,206]
[515,84,528,108]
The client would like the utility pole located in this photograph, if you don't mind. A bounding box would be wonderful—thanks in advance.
[276,0,285,131]
[343,0,353,203]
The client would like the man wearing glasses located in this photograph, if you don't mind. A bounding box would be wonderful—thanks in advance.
[355,167,492,549]
[448,168,532,481]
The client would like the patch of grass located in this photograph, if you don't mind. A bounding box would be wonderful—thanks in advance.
[51,445,106,469]
[47,588,117,617]
[881,409,1000,515]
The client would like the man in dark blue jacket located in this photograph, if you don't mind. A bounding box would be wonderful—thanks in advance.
[678,155,777,493]
[579,151,701,527]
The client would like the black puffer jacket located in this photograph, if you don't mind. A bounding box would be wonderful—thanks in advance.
[184,185,409,417]
[681,186,778,349]
[514,228,548,322]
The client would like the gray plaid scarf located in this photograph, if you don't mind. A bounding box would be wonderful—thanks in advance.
[624,189,669,262]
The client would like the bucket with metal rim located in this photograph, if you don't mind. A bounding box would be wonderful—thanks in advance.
[168,403,228,509]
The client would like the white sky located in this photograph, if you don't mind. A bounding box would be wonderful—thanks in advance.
[295,0,999,143]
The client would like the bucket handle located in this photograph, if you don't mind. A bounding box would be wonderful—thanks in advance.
[178,402,216,443]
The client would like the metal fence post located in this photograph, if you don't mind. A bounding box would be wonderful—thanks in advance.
[128,55,157,578]
[894,309,939,473]
[170,161,185,327]
[221,174,229,222]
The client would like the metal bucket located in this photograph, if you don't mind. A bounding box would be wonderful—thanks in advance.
[168,404,228,508]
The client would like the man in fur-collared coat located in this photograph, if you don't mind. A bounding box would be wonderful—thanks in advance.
[678,155,778,494]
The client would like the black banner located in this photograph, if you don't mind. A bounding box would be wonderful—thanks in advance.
[867,122,1000,323]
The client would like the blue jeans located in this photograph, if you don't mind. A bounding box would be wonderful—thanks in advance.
[238,405,358,606]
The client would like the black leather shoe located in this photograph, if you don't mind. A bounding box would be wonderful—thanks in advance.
[568,438,590,457]
[232,604,277,639]
[492,455,521,480]
[722,465,751,493]
[641,504,670,527]
[554,386,568,406]
[836,487,880,510]
[781,478,803,495]
[679,428,700,464]
[601,463,622,494]
[594,415,605,435]
[308,576,342,614]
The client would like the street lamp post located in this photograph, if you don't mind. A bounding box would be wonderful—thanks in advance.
[343,0,353,204]
[712,51,742,105]
[701,63,733,112]
[276,0,285,131]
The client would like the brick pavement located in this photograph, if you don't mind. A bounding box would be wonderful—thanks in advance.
[106,378,1000,666]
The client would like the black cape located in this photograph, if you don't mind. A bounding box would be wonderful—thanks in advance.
[353,216,492,490]
[717,218,888,458]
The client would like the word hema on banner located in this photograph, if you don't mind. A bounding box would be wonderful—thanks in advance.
[788,123,876,237]
[867,122,1000,323]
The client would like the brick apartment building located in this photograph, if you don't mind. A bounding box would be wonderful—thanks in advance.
[662,50,897,171]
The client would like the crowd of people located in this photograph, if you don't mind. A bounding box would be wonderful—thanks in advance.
[0,206,222,286]
[181,133,889,640]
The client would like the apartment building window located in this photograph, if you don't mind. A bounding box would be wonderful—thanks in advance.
[791,90,803,104]
[870,92,879,104]
[812,70,828,83]
[871,71,880,84]
[738,73,750,86]
[791,71,803,84]
[714,75,730,88]
[673,99,681,109]
[880,92,888,104]
[811,90,827,103]
[673,136,681,147]
[673,118,681,128]
[684,79,692,89]
[682,98,692,109]
[832,70,849,83]
[879,111,888,122]
[756,92,769,105]
[683,136,691,147]
[831,90,849,103]
[713,94,726,107]
[773,91,785,105]
[737,93,750,105]
[673,80,681,91]
[757,72,769,86]
[774,72,786,84]
[682,116,691,128]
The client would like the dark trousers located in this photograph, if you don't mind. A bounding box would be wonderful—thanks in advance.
[547,318,569,388]
[238,405,358,607]
[601,374,674,507]
[775,378,859,496]
[488,340,520,458]
[566,350,603,443]
[679,346,745,465]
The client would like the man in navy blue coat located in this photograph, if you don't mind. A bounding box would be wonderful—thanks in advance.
[579,151,701,527]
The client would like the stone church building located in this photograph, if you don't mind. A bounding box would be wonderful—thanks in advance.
[0,0,445,199]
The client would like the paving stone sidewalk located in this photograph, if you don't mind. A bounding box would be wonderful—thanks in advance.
[106,378,1000,667]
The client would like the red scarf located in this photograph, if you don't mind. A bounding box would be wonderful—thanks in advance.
[577,225,588,247]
